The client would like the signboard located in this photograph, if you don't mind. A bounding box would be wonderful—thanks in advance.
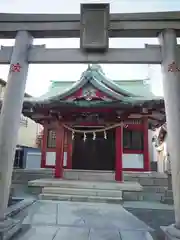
[80,3,109,51]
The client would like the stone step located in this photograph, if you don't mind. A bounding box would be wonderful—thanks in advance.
[39,193,122,204]
[160,189,174,205]
[164,189,173,198]
[125,177,168,187]
[142,186,166,193]
[123,191,165,201]
[124,171,167,179]
[123,191,143,201]
[63,170,115,181]
[138,178,168,187]
[142,192,164,201]
[64,170,168,186]
[29,179,142,192]
[12,169,54,184]
[42,187,122,198]
[161,196,174,205]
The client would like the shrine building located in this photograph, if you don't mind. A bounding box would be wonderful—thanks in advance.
[22,65,165,181]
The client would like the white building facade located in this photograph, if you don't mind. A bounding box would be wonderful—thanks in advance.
[0,78,42,148]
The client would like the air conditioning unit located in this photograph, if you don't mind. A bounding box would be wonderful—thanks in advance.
[80,3,109,52]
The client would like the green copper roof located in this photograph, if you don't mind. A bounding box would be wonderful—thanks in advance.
[38,79,153,101]
[114,80,155,98]
[47,79,153,98]
[24,64,160,104]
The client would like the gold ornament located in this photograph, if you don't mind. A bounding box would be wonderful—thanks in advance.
[72,131,75,140]
[83,132,87,142]
[104,131,107,139]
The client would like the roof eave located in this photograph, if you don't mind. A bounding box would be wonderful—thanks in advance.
[96,71,136,97]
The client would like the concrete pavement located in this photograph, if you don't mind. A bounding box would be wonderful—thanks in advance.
[14,200,153,240]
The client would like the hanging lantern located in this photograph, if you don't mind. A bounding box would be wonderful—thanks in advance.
[93,132,96,140]
[72,131,75,140]
[83,132,87,142]
[104,130,107,139]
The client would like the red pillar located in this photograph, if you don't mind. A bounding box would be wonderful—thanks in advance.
[143,117,150,171]
[67,132,72,169]
[55,125,65,178]
[115,126,123,181]
[41,124,47,168]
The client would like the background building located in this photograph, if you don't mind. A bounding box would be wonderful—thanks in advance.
[0,78,42,168]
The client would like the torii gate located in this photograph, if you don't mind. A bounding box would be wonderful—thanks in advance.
[0,4,179,238]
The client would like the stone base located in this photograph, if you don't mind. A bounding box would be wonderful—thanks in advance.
[0,199,35,240]
[161,224,180,239]
[161,189,174,205]
[0,218,22,240]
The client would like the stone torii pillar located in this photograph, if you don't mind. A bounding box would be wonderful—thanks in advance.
[159,29,180,238]
[0,31,32,221]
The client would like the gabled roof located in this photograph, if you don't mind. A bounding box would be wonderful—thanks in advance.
[21,64,165,130]
[24,64,157,104]
[114,79,155,98]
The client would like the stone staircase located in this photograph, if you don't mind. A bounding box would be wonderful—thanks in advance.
[63,170,115,182]
[26,170,170,203]
[40,187,123,203]
[123,172,168,201]
[63,170,169,202]
[29,179,142,204]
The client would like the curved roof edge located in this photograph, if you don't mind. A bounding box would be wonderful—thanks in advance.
[24,64,136,104]
[90,66,136,97]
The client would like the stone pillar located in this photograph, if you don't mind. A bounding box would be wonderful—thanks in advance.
[0,31,32,220]
[159,29,180,237]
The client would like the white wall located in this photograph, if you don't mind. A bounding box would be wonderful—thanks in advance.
[18,118,42,147]
[122,154,144,168]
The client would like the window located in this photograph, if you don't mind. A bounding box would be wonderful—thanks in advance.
[123,129,143,150]
[47,130,56,148]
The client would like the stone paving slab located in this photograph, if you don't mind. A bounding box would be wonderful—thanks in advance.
[120,230,153,240]
[89,228,120,240]
[23,201,57,225]
[15,226,59,240]
[54,226,89,240]
[123,200,173,210]
[14,200,153,240]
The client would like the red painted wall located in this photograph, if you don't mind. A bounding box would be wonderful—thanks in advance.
[41,120,150,174]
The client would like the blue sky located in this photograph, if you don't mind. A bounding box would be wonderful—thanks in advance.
[0,0,180,97]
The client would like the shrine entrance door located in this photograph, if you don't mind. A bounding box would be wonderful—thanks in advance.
[72,127,115,171]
